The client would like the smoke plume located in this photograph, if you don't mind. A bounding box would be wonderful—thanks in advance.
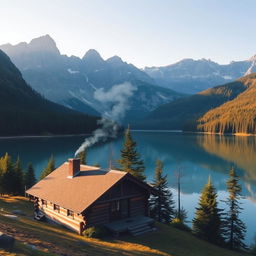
[75,82,137,156]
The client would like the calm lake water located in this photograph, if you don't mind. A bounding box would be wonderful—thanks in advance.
[0,131,256,244]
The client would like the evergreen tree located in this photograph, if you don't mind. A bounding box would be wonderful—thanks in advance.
[149,160,175,223]
[118,127,145,181]
[13,157,24,195]
[0,155,5,195]
[223,168,247,250]
[174,207,188,224]
[0,158,4,195]
[192,177,224,245]
[24,163,36,189]
[40,155,55,180]
[79,149,87,165]
[0,153,15,195]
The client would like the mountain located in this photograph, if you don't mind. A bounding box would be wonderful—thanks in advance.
[198,73,256,134]
[135,76,251,130]
[0,35,184,123]
[144,57,256,94]
[0,49,99,136]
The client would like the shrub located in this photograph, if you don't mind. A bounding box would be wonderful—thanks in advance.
[83,226,108,238]
[174,207,188,224]
[171,218,191,232]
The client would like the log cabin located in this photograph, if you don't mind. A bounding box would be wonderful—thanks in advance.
[26,158,157,236]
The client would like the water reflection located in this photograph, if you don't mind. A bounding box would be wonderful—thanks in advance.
[197,135,256,182]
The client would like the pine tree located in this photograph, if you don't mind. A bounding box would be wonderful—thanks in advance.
[0,155,5,195]
[40,155,55,180]
[149,160,175,223]
[223,168,247,250]
[13,157,24,195]
[192,177,224,245]
[24,163,36,189]
[118,127,145,181]
[79,149,87,165]
[0,153,15,195]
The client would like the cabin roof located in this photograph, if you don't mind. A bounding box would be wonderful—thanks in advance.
[26,162,155,213]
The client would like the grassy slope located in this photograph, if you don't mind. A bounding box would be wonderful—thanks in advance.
[0,197,248,256]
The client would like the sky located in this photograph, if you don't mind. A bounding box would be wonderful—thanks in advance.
[1,0,256,68]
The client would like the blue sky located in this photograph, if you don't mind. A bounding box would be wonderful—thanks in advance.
[1,0,256,67]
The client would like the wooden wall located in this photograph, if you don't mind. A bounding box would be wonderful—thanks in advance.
[84,178,150,227]
[130,195,148,217]
[37,198,84,234]
[85,202,110,226]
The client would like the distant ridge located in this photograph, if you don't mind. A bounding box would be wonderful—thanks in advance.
[136,74,256,134]
[144,56,256,94]
[0,35,184,123]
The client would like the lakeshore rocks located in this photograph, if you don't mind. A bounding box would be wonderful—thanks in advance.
[0,232,15,249]
[12,209,26,216]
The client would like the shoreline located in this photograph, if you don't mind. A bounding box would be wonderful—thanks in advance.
[183,131,256,137]
[132,129,182,133]
[133,129,256,136]
[0,133,91,140]
[0,130,255,139]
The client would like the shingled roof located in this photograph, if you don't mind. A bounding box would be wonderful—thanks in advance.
[26,162,128,213]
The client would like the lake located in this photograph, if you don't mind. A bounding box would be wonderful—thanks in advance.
[0,131,256,244]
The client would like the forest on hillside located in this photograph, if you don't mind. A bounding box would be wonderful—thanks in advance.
[197,74,256,134]
[0,50,99,136]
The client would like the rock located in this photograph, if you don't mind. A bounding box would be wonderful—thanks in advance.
[0,232,15,249]
[12,209,26,216]
[26,243,38,250]
[2,214,18,218]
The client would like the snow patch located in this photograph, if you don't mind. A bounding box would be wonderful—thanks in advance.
[244,60,256,76]
[68,90,80,98]
[67,68,79,74]
[64,104,74,109]
[81,97,93,105]
[84,74,89,82]
[89,83,97,90]
[157,93,168,100]
[94,69,104,73]
[68,90,93,105]
[223,75,232,80]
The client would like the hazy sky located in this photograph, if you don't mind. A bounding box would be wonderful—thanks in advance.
[1,0,256,68]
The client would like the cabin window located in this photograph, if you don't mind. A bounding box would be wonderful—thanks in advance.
[41,199,47,207]
[111,201,120,212]
[54,204,60,213]
[110,199,130,221]
[67,209,74,219]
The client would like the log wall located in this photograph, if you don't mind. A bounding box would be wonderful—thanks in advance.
[37,199,84,234]
[85,179,150,226]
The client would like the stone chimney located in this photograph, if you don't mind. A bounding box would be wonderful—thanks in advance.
[68,158,80,178]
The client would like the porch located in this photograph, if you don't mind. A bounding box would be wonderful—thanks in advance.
[104,216,155,236]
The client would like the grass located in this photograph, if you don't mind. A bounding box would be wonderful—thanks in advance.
[0,196,249,256]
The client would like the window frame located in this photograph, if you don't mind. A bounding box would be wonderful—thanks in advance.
[53,204,60,213]
[67,209,74,219]
[41,199,47,207]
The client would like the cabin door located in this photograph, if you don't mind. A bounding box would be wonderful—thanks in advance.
[110,199,129,221]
